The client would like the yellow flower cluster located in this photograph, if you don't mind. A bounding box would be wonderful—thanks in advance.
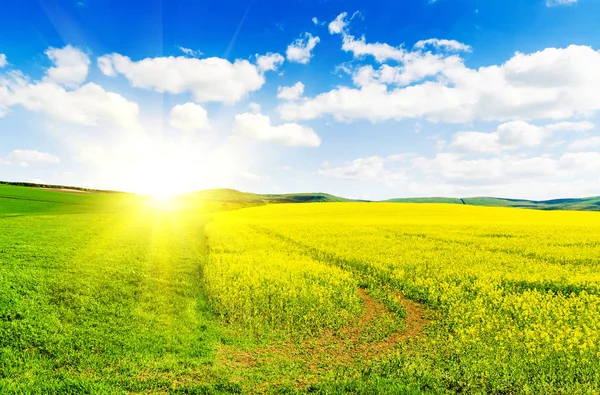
[203,216,362,337]
[206,203,600,385]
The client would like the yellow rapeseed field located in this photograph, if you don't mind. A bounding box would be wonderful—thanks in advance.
[204,203,600,393]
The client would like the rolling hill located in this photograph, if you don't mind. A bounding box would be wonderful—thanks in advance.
[0,182,142,215]
[386,196,600,211]
[183,188,357,203]
[2,181,599,212]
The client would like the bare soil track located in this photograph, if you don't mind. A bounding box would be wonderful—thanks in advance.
[217,288,431,391]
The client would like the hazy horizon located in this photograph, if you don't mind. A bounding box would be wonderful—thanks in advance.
[1,0,600,201]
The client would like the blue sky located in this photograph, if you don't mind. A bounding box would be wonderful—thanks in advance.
[1,0,600,199]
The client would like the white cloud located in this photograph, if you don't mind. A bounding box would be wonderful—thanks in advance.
[0,73,139,127]
[286,33,320,64]
[178,46,203,57]
[569,136,600,151]
[449,121,593,153]
[97,53,265,103]
[330,13,463,64]
[312,17,319,25]
[277,82,305,100]
[233,112,321,147]
[169,102,210,131]
[318,154,416,188]
[328,17,470,95]
[0,54,6,68]
[44,45,90,87]
[0,46,137,127]
[328,12,349,34]
[256,52,285,72]
[97,56,115,76]
[280,45,600,124]
[412,152,600,183]
[320,151,600,199]
[546,0,577,6]
[319,156,384,180]
[340,33,406,62]
[414,38,471,52]
[351,53,464,87]
[544,121,594,132]
[2,150,60,167]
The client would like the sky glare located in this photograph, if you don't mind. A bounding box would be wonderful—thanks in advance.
[1,0,599,200]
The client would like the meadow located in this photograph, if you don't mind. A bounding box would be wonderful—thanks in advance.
[1,184,600,394]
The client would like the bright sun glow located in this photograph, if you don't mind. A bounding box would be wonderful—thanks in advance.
[87,126,244,199]
[146,194,179,211]
[114,136,235,199]
[126,146,201,198]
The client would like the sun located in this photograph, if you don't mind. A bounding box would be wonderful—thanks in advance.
[104,132,242,202]
[146,194,179,211]
[121,141,208,199]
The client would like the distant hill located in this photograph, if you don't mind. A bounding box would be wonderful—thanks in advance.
[2,181,599,212]
[0,182,141,215]
[386,195,600,212]
[183,189,358,203]
[384,197,463,204]
[0,181,122,193]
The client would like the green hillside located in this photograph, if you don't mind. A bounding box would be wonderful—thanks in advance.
[0,183,142,215]
[461,196,600,211]
[2,181,600,213]
[384,197,463,204]
[184,188,357,203]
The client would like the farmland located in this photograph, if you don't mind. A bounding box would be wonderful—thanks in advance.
[2,184,600,393]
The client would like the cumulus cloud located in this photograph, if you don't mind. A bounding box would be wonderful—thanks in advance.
[233,112,321,147]
[320,151,600,199]
[351,54,464,87]
[319,155,411,185]
[286,33,320,64]
[97,53,265,103]
[304,13,600,124]
[0,54,6,68]
[412,152,600,183]
[328,12,349,34]
[546,0,577,6]
[44,45,90,87]
[0,45,138,127]
[0,74,139,127]
[280,45,600,124]
[449,121,594,153]
[329,13,471,64]
[256,52,285,72]
[340,33,406,62]
[2,150,60,167]
[277,82,305,100]
[169,102,210,131]
[569,136,600,151]
[414,38,472,52]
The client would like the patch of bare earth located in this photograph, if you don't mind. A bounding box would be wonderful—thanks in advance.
[216,289,431,391]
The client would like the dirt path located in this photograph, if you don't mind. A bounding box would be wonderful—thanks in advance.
[216,287,431,391]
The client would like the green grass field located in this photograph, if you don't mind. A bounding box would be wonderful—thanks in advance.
[0,187,230,393]
[2,184,600,394]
